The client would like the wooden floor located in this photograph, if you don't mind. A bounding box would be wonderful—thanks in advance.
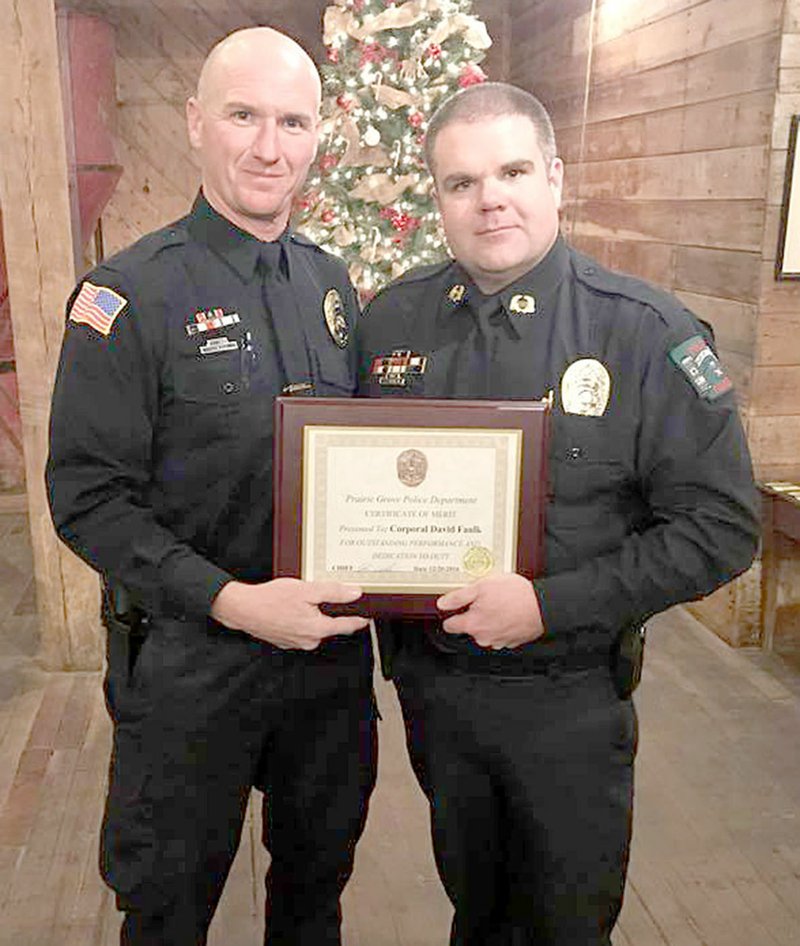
[1,510,800,945]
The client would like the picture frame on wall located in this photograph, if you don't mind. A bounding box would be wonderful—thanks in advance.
[776,114,800,279]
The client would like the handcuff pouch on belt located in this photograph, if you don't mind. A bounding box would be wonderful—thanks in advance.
[610,624,646,699]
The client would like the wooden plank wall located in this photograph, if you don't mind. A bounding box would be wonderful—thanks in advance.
[0,0,103,669]
[752,0,800,481]
[59,0,509,261]
[753,0,800,646]
[509,0,782,413]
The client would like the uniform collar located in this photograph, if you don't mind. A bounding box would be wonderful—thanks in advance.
[186,192,293,281]
[496,236,570,314]
[442,236,570,320]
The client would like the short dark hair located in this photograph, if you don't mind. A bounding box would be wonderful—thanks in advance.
[424,82,557,175]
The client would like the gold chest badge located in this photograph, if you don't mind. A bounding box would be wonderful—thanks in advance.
[323,289,348,348]
[560,359,611,416]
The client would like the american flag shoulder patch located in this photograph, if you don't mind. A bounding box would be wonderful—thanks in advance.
[69,281,128,336]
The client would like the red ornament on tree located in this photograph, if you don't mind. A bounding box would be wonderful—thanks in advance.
[408,111,424,129]
[319,153,339,172]
[425,43,442,59]
[336,93,355,112]
[380,207,420,237]
[458,63,487,88]
[326,46,339,64]
[320,209,336,224]
[359,42,387,67]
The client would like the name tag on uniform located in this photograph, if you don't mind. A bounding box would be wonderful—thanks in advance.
[199,336,239,356]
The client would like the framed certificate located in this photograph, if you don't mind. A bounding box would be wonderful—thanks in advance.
[273,397,551,617]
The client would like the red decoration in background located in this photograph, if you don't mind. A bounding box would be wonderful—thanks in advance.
[319,153,339,172]
[294,189,320,213]
[458,63,487,88]
[326,46,340,64]
[380,207,421,238]
[425,43,442,59]
[321,209,336,224]
[408,111,424,129]
[336,94,356,112]
[359,42,387,66]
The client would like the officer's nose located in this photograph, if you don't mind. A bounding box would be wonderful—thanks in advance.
[478,177,507,211]
[252,119,280,163]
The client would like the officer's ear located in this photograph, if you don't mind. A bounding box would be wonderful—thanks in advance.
[547,157,564,210]
[186,97,203,150]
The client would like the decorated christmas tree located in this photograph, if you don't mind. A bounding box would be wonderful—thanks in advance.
[296,0,492,298]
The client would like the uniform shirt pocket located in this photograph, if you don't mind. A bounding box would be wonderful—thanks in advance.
[547,415,637,548]
[173,343,248,406]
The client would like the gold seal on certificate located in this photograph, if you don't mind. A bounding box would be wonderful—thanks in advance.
[463,546,494,578]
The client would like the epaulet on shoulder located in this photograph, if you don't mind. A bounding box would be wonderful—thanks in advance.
[377,260,452,295]
[364,260,451,309]
[103,221,189,271]
[571,249,685,323]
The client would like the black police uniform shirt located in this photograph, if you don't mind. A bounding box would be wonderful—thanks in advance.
[47,195,358,621]
[356,236,760,661]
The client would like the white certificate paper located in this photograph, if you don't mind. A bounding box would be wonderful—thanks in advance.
[302,426,522,592]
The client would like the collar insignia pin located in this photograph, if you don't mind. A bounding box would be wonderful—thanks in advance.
[509,293,536,315]
[447,284,467,304]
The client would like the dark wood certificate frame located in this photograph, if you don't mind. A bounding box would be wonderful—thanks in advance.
[273,396,551,617]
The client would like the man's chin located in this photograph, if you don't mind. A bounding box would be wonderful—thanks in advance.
[240,203,284,222]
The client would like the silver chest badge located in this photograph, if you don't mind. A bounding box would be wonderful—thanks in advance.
[561,359,611,416]
[323,289,348,348]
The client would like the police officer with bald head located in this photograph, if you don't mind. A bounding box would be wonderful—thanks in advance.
[47,27,375,946]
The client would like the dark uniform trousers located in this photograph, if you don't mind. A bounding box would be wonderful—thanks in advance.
[391,646,636,946]
[103,618,377,946]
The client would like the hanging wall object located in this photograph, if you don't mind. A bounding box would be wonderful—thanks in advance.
[776,114,800,279]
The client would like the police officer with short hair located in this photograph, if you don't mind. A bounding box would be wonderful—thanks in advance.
[47,27,375,946]
[357,82,759,945]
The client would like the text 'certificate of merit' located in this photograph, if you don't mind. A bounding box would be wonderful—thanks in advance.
[301,427,522,592]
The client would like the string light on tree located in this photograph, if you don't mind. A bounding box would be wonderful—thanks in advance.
[296,0,491,298]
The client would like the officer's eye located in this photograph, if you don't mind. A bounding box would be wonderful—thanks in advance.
[282,115,309,131]
[231,109,252,123]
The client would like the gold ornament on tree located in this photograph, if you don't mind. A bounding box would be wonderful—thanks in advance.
[425,14,492,49]
[350,172,418,205]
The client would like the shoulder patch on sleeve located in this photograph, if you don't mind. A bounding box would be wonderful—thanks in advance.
[69,281,128,336]
[668,334,733,401]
